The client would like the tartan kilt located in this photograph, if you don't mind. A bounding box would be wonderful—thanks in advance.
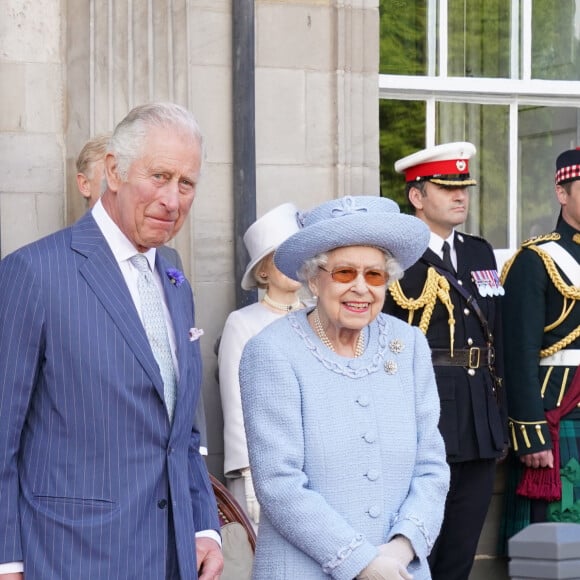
[498,419,580,554]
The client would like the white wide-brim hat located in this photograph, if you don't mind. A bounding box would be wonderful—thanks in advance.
[274,195,429,281]
[241,202,301,290]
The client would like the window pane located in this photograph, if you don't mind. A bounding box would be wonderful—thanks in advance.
[532,0,580,80]
[379,99,426,210]
[518,106,579,241]
[437,102,509,247]
[448,0,511,78]
[379,0,428,75]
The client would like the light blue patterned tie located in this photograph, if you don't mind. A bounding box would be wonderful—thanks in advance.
[130,254,177,422]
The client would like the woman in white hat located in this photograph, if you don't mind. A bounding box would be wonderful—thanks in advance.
[239,196,450,579]
[219,202,304,527]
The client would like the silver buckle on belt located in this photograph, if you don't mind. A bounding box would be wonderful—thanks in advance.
[468,347,481,369]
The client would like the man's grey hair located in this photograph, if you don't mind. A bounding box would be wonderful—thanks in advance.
[108,102,204,180]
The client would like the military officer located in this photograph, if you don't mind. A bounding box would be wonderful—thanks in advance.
[383,142,508,580]
[501,147,580,537]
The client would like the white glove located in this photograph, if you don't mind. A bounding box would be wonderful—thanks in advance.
[379,536,415,568]
[356,555,413,580]
[241,468,260,525]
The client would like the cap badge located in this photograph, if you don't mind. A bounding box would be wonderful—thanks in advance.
[456,160,467,172]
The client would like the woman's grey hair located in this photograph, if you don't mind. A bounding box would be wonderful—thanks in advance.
[108,102,204,180]
[297,247,404,288]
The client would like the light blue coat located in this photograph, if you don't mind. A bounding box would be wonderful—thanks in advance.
[240,309,449,580]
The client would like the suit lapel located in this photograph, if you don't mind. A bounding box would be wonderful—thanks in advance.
[71,213,165,398]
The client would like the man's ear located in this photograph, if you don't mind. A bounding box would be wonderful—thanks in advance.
[104,153,121,192]
[555,184,569,207]
[76,173,91,199]
[408,185,424,211]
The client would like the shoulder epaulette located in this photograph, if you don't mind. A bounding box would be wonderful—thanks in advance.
[501,232,561,282]
[522,232,560,247]
[456,231,495,254]
[457,231,489,244]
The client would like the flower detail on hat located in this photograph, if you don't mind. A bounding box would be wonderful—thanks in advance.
[166,268,185,287]
[189,327,204,342]
[331,196,368,218]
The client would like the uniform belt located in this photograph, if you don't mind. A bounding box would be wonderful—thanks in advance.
[431,347,495,369]
[539,350,580,366]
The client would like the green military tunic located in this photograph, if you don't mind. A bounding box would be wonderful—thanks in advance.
[500,218,580,537]
[502,219,580,455]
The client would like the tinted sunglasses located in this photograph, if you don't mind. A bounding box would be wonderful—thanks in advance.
[318,266,388,286]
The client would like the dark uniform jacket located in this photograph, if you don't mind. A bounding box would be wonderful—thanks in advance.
[501,219,580,456]
[383,230,508,463]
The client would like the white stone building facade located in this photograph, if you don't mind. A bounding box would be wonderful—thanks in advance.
[0,0,380,476]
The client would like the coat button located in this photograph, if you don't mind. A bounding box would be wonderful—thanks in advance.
[363,431,376,443]
[158,499,168,509]
[467,338,473,345]
[468,369,476,376]
[366,469,380,481]
[368,505,381,518]
[357,395,370,407]
[463,308,470,315]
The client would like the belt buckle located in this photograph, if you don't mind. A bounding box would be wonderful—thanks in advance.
[468,347,481,369]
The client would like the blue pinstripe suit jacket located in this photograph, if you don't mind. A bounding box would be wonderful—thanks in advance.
[0,212,219,579]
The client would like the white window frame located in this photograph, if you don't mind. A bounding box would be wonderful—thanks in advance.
[378,0,580,251]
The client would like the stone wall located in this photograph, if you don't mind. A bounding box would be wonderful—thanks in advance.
[0,0,65,256]
[0,0,381,478]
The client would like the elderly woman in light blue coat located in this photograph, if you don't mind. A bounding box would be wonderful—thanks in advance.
[240,196,450,580]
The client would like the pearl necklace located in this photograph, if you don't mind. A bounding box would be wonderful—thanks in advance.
[311,308,365,357]
[262,293,302,312]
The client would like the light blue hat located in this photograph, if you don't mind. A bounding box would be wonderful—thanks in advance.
[274,195,429,281]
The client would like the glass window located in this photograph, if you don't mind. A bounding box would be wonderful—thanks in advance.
[518,106,580,240]
[532,0,580,80]
[448,0,511,78]
[379,0,580,250]
[379,99,426,210]
[379,0,428,75]
[437,102,509,248]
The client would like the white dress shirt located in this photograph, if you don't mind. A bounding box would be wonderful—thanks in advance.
[429,230,457,271]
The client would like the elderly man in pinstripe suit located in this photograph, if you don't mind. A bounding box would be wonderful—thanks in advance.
[0,103,223,579]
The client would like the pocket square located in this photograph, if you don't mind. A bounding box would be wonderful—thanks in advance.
[189,327,204,342]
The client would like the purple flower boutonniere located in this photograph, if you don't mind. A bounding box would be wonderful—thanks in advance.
[189,327,204,342]
[166,268,185,287]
